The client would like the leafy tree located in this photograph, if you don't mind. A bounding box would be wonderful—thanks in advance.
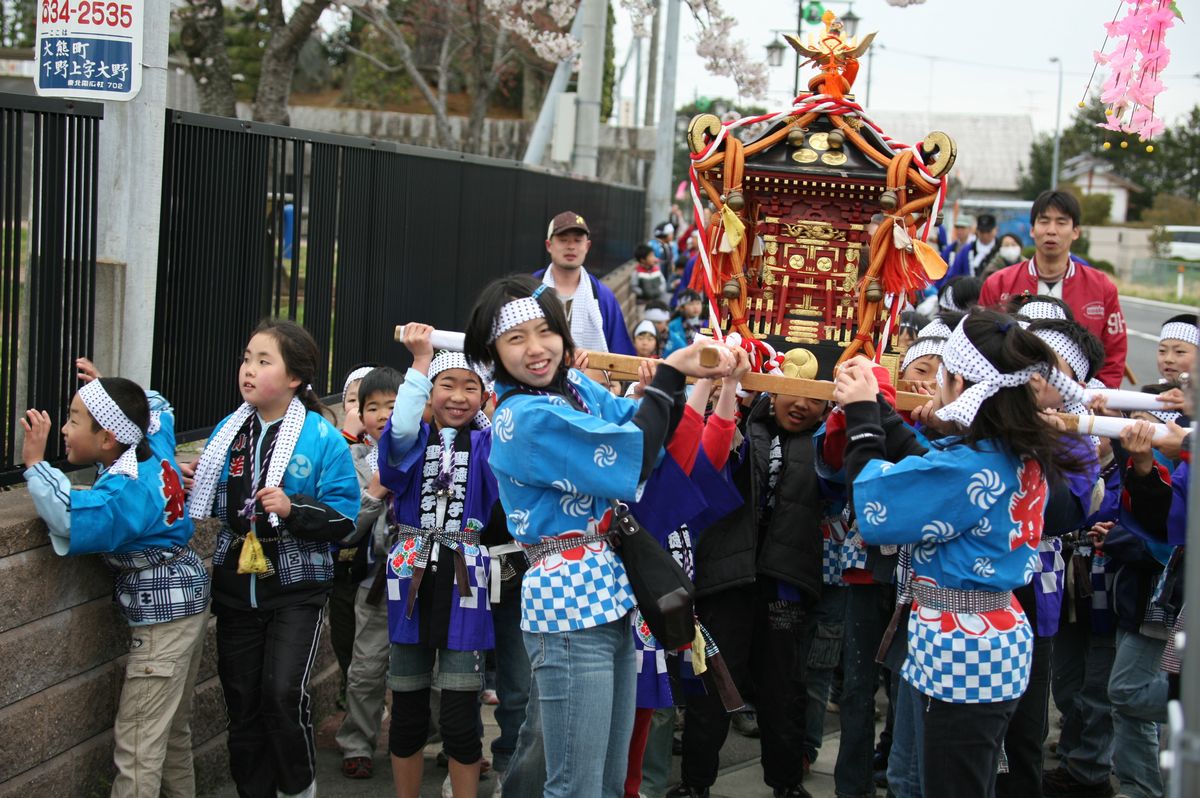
[1,0,36,48]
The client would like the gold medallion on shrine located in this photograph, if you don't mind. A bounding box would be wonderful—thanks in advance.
[807,132,830,151]
[821,151,848,166]
[792,149,819,164]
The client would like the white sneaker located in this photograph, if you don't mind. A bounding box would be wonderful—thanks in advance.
[441,773,453,798]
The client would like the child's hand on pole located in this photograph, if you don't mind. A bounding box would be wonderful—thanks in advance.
[20,409,52,468]
[401,323,435,374]
[75,357,102,383]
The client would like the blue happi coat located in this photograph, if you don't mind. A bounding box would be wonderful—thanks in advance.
[378,370,500,651]
[490,368,647,634]
[854,438,1046,704]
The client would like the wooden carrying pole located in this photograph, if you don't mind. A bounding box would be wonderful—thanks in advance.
[392,326,931,412]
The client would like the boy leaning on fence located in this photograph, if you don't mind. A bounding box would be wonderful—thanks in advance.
[21,357,210,797]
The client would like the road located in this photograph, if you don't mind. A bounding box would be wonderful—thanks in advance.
[1119,294,1192,386]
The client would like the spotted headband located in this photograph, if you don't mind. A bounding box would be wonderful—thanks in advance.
[1032,329,1090,384]
[934,320,1043,428]
[900,336,946,374]
[1017,300,1069,322]
[79,380,161,480]
[491,285,548,342]
[1160,322,1199,347]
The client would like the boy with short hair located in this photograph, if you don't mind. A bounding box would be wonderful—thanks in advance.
[337,366,404,779]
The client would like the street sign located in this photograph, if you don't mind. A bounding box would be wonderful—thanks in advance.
[34,0,142,100]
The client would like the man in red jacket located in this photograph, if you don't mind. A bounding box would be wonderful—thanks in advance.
[978,190,1128,387]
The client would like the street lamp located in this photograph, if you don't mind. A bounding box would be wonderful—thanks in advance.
[1050,56,1064,191]
[841,7,860,38]
[765,37,787,68]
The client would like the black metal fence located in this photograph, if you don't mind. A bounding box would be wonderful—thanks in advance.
[154,110,646,438]
[0,94,101,486]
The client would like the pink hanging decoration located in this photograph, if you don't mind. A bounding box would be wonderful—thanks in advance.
[1094,0,1179,142]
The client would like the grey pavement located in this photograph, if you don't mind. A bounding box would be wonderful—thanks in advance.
[202,699,868,797]
[1120,294,1192,385]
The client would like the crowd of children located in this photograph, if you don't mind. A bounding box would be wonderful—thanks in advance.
[19,207,1196,798]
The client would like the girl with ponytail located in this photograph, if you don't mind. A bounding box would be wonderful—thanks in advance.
[186,318,359,798]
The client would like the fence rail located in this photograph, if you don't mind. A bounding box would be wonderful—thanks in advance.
[0,93,102,486]
[154,110,646,439]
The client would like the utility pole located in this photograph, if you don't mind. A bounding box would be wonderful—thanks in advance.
[1176,373,1200,796]
[643,0,661,126]
[572,0,607,176]
[1050,56,1064,191]
[646,0,679,235]
[523,11,586,166]
[95,1,170,384]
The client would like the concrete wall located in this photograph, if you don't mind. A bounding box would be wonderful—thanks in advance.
[1086,225,1154,278]
[0,488,342,797]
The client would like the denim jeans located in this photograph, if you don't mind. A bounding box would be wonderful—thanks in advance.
[490,591,531,773]
[886,680,925,798]
[524,617,637,797]
[834,582,893,798]
[804,584,847,764]
[497,671,546,798]
[1051,616,1116,786]
[1108,629,1167,798]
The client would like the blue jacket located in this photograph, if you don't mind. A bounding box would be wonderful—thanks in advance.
[533,267,635,355]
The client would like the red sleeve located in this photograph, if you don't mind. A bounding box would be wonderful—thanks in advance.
[701,414,737,470]
[1096,286,1128,388]
[666,404,704,475]
[978,271,1002,309]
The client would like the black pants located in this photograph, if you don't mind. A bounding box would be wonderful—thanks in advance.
[923,693,1020,798]
[834,581,895,798]
[215,601,325,798]
[681,582,814,790]
[996,635,1054,798]
[328,563,359,680]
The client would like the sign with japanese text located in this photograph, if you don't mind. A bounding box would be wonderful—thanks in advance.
[35,0,142,100]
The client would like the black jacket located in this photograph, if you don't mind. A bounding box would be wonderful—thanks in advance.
[691,395,825,601]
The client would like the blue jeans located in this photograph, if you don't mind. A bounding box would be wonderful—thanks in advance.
[490,592,531,773]
[804,584,847,764]
[1108,629,1167,798]
[834,582,893,798]
[524,617,637,797]
[886,680,925,798]
[1051,616,1116,785]
[497,671,546,798]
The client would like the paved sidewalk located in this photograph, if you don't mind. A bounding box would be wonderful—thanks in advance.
[203,701,868,797]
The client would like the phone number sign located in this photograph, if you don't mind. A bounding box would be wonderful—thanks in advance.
[35,0,142,100]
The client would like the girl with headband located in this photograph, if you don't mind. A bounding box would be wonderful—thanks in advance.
[21,358,210,796]
[186,318,359,798]
[462,274,734,797]
[832,309,1090,798]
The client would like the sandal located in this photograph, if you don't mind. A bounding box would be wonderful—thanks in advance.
[342,756,373,779]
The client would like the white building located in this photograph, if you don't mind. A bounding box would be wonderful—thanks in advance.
[1060,152,1142,223]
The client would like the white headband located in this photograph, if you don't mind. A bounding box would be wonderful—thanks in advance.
[491,289,548,342]
[919,318,953,339]
[938,289,959,312]
[934,319,1043,428]
[643,308,670,323]
[1033,329,1090,384]
[79,380,161,480]
[1160,322,1199,347]
[428,350,492,430]
[900,336,946,374]
[634,320,657,338]
[1018,300,1069,322]
[342,366,375,404]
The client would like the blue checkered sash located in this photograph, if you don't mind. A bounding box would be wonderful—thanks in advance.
[101,544,210,624]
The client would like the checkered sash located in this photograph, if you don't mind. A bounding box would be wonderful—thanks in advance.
[394,522,479,619]
[101,545,210,624]
[522,529,614,566]
[912,582,1013,613]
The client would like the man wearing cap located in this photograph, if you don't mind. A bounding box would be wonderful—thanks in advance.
[533,211,635,355]
[940,214,975,265]
[945,212,1002,281]
[979,190,1127,387]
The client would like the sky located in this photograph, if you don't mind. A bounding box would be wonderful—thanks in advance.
[610,0,1200,136]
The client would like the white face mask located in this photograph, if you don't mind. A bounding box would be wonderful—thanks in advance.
[1000,245,1022,262]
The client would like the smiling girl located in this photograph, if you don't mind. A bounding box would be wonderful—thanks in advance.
[463,274,734,797]
[187,318,359,798]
